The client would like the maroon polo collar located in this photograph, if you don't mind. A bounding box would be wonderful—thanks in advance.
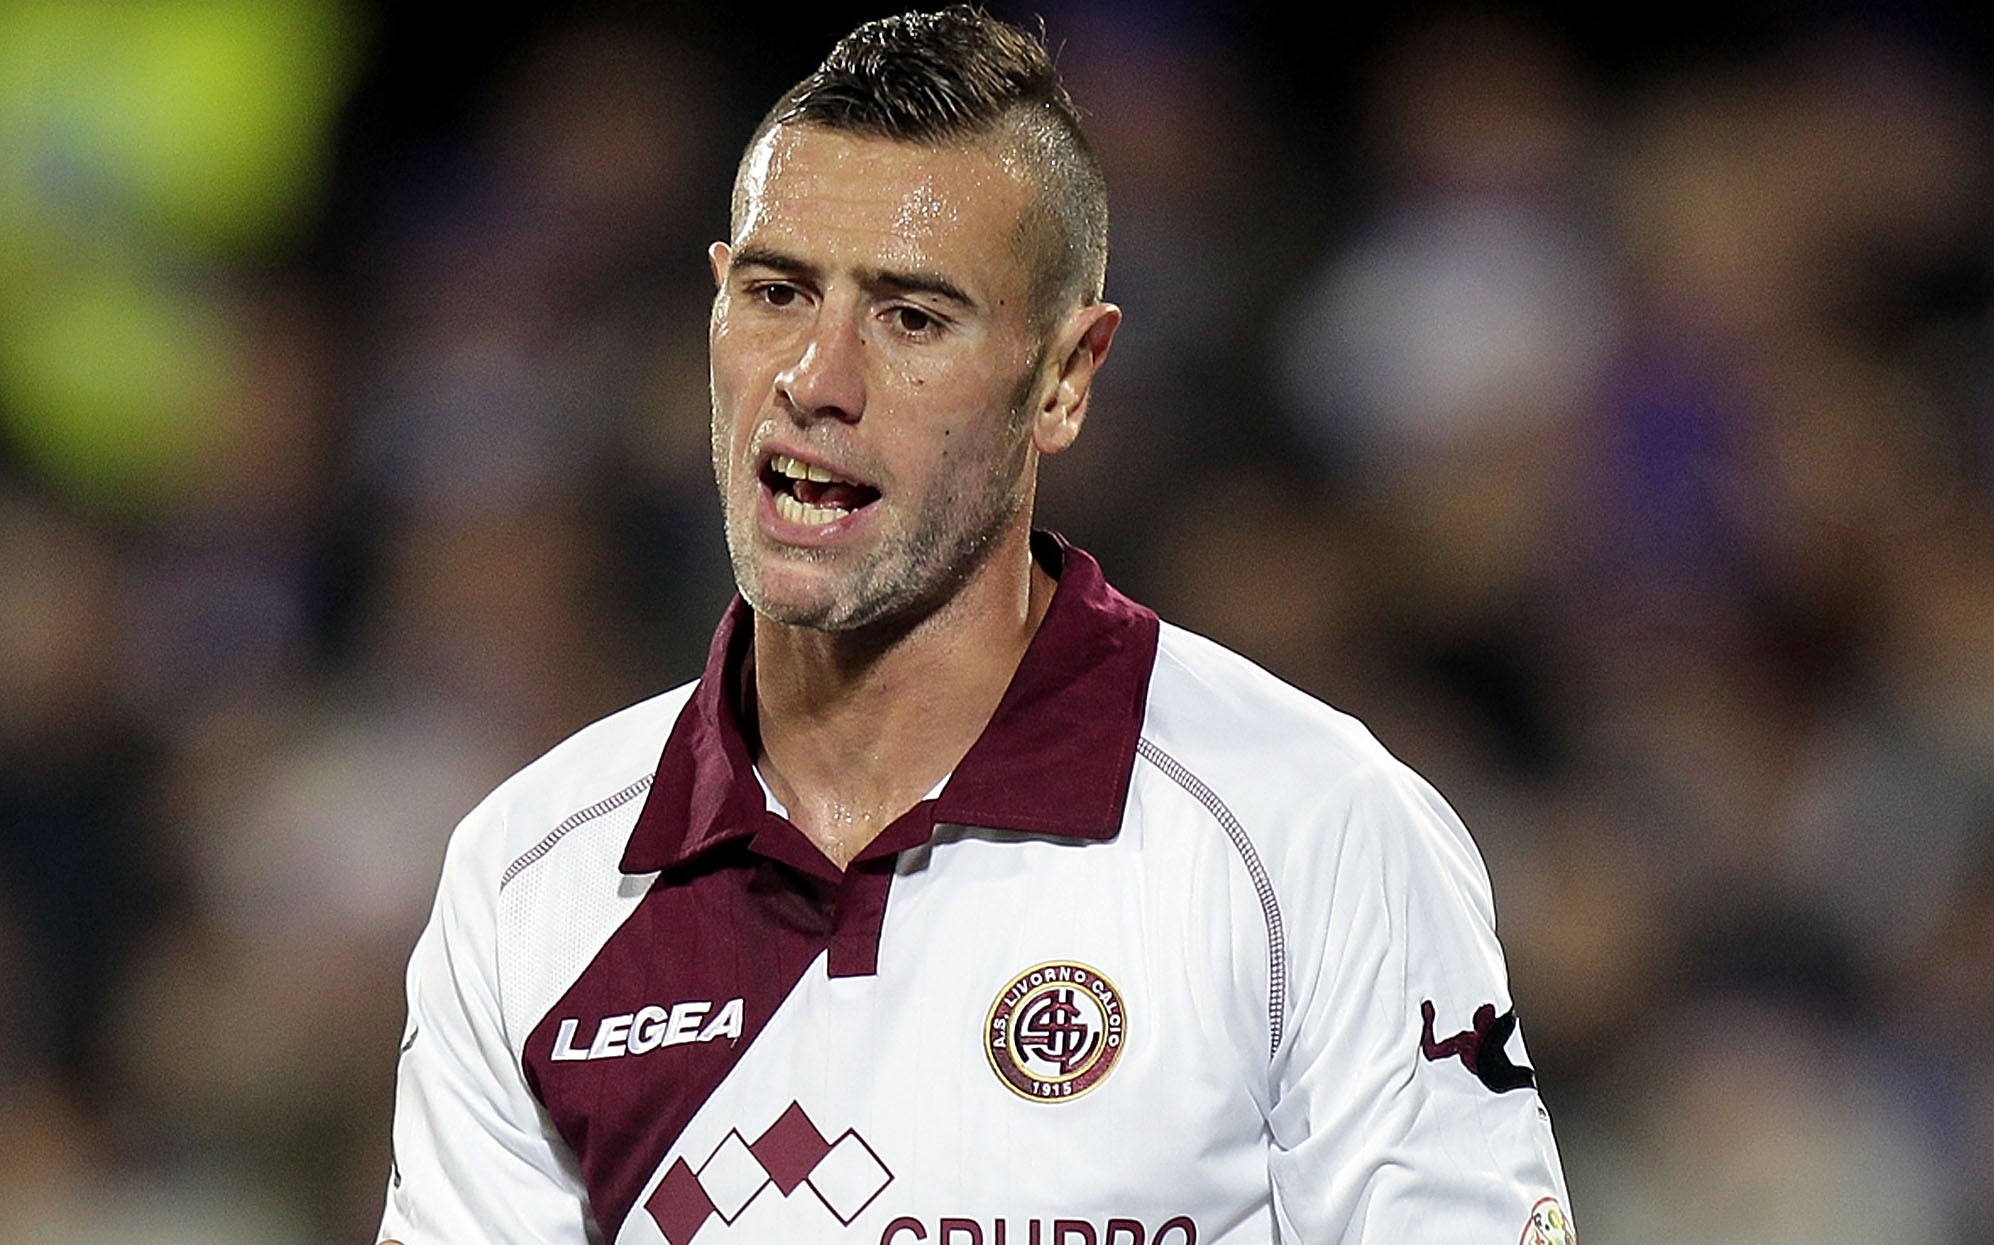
[620,532,1159,877]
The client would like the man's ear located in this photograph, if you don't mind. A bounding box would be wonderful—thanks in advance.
[708,241,731,288]
[1032,301,1121,456]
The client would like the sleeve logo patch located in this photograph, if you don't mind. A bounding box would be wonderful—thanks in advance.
[1420,999,1538,1092]
[1520,1196,1575,1245]
[986,962,1127,1101]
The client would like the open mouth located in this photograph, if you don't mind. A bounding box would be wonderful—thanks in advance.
[763,453,881,527]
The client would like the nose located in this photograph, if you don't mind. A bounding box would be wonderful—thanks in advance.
[774,310,866,424]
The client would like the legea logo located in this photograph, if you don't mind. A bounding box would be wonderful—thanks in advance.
[549,998,744,1062]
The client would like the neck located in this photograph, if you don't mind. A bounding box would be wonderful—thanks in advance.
[749,525,1055,869]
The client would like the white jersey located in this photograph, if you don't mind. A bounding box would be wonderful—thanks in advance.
[380,536,1574,1245]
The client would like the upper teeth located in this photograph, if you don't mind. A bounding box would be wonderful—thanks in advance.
[772,454,846,485]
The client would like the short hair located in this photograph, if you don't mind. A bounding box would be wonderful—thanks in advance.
[734,5,1109,325]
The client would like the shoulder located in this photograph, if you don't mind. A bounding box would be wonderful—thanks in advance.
[1136,622,1488,904]
[434,680,698,899]
[1141,620,1401,801]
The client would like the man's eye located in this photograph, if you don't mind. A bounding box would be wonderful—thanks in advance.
[891,306,936,335]
[755,283,800,308]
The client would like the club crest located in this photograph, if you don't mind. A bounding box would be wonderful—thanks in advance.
[986,962,1127,1101]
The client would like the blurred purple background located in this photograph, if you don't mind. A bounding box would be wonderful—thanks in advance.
[3,2,1994,1240]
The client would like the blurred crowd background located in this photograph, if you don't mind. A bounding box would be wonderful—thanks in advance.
[3,1,1993,1241]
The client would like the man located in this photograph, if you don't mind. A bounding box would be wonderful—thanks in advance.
[379,7,1574,1244]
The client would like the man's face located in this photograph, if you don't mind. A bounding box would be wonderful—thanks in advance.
[708,124,1053,633]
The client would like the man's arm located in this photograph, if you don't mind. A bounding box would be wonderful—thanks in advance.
[1266,758,1573,1242]
[377,806,598,1245]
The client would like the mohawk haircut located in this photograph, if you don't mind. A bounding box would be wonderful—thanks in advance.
[734,5,1109,323]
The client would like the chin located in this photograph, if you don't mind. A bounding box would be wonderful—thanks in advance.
[747,591,845,630]
[747,572,921,636]
[739,564,860,631]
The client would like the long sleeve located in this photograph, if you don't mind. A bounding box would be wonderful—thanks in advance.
[379,802,600,1245]
[1266,758,1573,1243]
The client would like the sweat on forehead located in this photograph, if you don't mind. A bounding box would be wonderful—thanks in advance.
[732,120,1026,223]
[729,121,1084,333]
[727,7,1108,316]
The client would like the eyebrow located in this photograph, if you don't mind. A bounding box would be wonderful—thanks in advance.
[728,245,980,313]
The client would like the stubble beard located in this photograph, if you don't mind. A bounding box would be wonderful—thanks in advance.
[713,390,1039,636]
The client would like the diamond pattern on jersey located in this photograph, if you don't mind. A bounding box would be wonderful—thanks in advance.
[698,1133,768,1219]
[750,1101,830,1195]
[808,1132,894,1221]
[647,1161,714,1245]
[644,1102,893,1244]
